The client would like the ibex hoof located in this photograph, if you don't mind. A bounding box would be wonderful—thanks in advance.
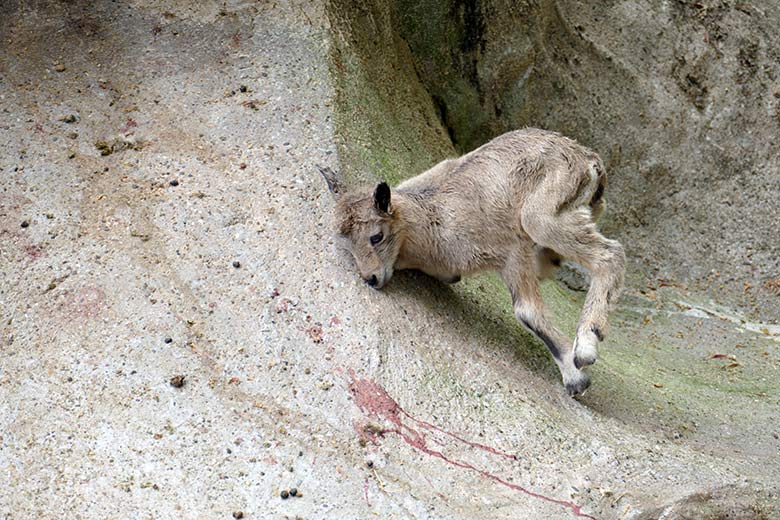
[574,328,600,369]
[565,371,591,396]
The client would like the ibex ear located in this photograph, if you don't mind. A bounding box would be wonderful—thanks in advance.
[373,182,391,214]
[316,165,344,199]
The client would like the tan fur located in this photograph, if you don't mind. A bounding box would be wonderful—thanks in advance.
[319,128,625,395]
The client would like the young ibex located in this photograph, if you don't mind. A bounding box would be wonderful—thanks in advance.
[319,129,625,395]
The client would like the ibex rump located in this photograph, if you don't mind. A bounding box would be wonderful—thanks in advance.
[319,129,625,395]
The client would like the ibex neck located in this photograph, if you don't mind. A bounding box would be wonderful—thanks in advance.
[392,190,443,271]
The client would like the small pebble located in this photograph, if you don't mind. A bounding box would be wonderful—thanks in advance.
[289,488,297,497]
[67,376,73,382]
[366,460,373,468]
[169,179,179,186]
[20,220,29,228]
[239,85,248,93]
[170,375,185,388]
[232,261,241,268]
[164,337,172,344]
[54,63,66,72]
[280,490,289,499]
[60,114,78,123]
[239,162,247,169]
[232,512,244,519]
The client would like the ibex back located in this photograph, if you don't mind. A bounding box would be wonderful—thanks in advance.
[319,128,625,395]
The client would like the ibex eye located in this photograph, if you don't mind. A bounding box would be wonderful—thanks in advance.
[370,232,384,245]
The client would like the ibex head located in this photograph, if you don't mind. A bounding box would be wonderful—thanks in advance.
[318,165,402,289]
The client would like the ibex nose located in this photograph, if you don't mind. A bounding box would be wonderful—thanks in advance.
[365,275,378,287]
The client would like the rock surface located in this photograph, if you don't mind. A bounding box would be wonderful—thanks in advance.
[1,1,778,519]
[391,0,780,322]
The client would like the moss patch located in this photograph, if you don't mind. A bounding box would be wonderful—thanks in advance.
[326,0,454,186]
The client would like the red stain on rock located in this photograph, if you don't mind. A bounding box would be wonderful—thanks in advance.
[23,243,46,261]
[363,477,371,507]
[329,316,341,326]
[72,287,106,317]
[275,298,291,313]
[348,372,595,519]
[351,375,403,425]
[57,286,106,321]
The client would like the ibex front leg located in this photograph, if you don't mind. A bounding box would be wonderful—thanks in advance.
[502,247,590,396]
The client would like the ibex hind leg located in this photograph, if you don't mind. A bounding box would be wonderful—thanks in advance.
[502,246,589,396]
[522,204,625,369]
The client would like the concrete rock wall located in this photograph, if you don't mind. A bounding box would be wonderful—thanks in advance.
[2,1,779,519]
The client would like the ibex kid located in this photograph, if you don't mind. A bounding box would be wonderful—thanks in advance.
[318,128,625,395]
